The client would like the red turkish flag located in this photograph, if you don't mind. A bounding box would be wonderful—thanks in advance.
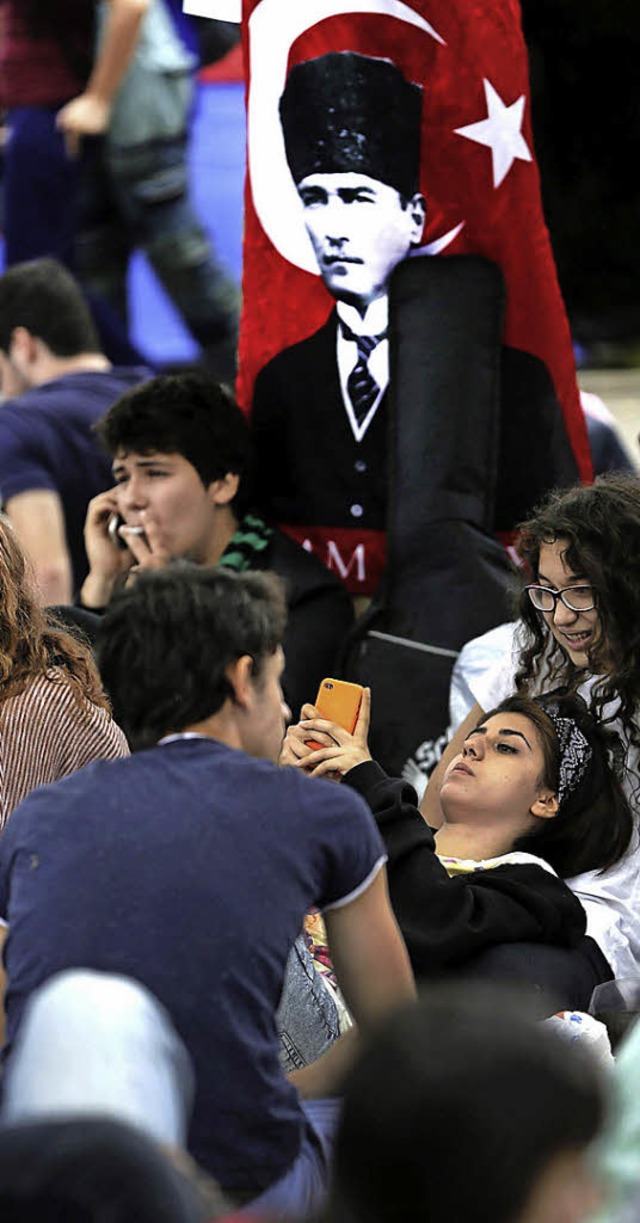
[238,0,591,594]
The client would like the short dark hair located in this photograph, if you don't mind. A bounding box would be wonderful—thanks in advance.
[96,374,252,509]
[0,259,100,357]
[484,693,633,877]
[96,567,287,750]
[329,985,604,1223]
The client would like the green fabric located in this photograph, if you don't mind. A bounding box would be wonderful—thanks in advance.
[217,514,273,573]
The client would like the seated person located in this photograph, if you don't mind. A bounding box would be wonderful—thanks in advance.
[0,514,127,828]
[0,568,414,1217]
[78,373,354,717]
[282,689,633,1009]
[0,257,147,605]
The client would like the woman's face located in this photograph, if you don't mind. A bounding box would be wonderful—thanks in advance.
[536,539,600,669]
[440,712,555,834]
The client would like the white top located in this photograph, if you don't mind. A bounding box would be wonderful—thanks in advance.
[468,623,640,979]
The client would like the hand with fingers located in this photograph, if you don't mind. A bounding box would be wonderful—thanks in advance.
[80,488,137,609]
[119,510,172,583]
[56,93,112,158]
[280,688,373,780]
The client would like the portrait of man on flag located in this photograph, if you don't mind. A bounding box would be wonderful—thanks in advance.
[239,0,591,596]
[251,51,426,589]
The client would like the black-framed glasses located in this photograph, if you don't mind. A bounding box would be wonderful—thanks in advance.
[525,584,596,613]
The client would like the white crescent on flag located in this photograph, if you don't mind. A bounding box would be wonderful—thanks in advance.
[247,0,447,272]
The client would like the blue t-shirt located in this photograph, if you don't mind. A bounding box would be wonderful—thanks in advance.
[0,738,385,1193]
[0,367,148,588]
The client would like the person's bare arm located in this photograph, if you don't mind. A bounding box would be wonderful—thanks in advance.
[420,702,486,827]
[56,0,150,156]
[325,868,415,1029]
[288,1027,359,1099]
[5,490,73,606]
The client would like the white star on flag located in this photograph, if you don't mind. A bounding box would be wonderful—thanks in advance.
[455,79,532,188]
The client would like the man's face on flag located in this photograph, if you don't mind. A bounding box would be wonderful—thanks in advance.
[297,172,426,312]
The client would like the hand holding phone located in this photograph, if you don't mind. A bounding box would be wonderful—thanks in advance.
[107,513,147,552]
[305,678,364,752]
[279,683,371,777]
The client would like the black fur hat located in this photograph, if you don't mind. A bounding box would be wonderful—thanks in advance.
[280,51,423,198]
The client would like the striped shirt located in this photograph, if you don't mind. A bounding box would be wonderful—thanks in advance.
[0,671,129,830]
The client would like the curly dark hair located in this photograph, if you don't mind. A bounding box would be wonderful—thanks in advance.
[513,474,640,771]
[0,516,109,711]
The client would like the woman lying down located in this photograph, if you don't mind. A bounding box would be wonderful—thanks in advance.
[281,690,633,1012]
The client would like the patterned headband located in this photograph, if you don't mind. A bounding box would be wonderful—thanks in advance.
[543,702,593,805]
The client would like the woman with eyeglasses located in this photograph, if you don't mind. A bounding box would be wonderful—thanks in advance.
[422,472,640,982]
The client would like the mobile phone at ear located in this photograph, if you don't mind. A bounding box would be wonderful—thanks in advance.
[107,513,146,551]
[306,678,364,752]
[107,512,128,550]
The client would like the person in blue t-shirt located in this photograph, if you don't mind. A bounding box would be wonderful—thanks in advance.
[0,566,414,1216]
[0,257,147,604]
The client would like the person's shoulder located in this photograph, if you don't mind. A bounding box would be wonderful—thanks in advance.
[53,365,151,398]
[0,383,48,423]
[460,621,525,712]
[1,742,129,837]
[255,315,338,380]
[0,369,131,421]
[183,743,367,829]
[88,365,151,390]
[0,671,123,748]
[0,671,75,722]
[275,763,375,829]
[261,529,352,604]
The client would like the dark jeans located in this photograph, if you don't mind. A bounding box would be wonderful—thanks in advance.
[4,106,82,268]
[4,106,238,354]
[76,132,238,348]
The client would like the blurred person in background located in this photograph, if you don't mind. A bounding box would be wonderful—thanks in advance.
[0,0,238,375]
[0,258,147,604]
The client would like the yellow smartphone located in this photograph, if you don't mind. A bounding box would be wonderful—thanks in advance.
[306,678,364,752]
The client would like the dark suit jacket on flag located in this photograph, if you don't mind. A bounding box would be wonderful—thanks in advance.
[239,0,592,595]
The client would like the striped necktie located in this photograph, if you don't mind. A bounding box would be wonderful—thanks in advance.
[341,321,387,427]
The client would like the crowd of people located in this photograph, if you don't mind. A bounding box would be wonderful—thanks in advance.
[0,260,638,1218]
[0,6,640,1222]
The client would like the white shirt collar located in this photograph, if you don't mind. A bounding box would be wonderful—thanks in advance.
[335,297,389,442]
[336,296,389,337]
[157,732,212,746]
